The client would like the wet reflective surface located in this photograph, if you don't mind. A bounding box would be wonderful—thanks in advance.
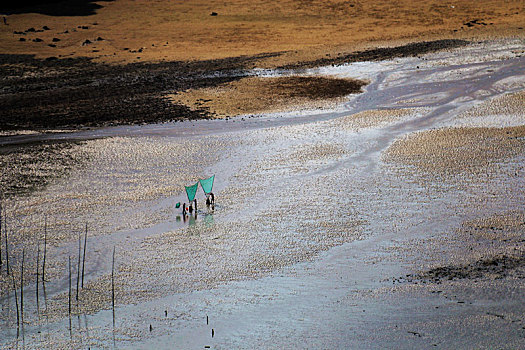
[1,40,525,348]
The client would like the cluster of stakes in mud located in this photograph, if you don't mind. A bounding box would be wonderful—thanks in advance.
[0,179,216,342]
[0,202,111,342]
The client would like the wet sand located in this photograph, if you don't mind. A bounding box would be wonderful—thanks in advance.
[0,39,524,348]
[1,1,525,348]
[385,125,525,174]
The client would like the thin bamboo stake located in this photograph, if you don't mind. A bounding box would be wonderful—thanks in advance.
[68,256,71,315]
[111,246,115,327]
[76,232,81,301]
[36,244,40,312]
[20,248,25,329]
[42,216,47,282]
[0,200,2,267]
[11,274,19,338]
[5,208,9,275]
[81,223,87,289]
[42,276,48,315]
[69,314,72,339]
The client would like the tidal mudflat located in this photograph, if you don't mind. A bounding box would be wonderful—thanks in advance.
[0,38,524,349]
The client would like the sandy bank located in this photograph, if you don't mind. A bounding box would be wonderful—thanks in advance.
[170,76,367,118]
[1,0,524,66]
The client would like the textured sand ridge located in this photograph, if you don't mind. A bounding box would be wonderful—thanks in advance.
[385,126,525,174]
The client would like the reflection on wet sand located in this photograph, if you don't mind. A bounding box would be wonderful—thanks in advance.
[0,40,524,348]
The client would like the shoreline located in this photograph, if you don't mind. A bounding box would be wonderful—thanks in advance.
[1,39,468,133]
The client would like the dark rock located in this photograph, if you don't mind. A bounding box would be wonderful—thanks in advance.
[48,44,56,47]
[95,36,104,41]
[42,25,50,30]
[52,37,60,42]
[19,37,26,41]
[33,38,43,42]
[82,39,92,46]
[26,27,35,32]
[210,12,218,16]
[408,331,422,337]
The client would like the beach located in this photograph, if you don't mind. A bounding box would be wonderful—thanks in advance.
[1,1,525,348]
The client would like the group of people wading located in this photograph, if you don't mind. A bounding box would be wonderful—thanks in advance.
[181,192,215,217]
[180,175,216,221]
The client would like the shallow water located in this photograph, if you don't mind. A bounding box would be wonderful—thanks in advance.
[1,40,525,348]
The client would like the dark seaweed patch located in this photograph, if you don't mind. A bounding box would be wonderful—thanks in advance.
[393,254,525,284]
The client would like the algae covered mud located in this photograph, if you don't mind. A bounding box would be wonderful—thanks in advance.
[1,39,525,348]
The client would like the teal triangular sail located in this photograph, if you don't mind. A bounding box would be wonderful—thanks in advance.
[185,182,199,202]
[199,175,215,195]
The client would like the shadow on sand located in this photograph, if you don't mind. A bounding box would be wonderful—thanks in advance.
[0,0,114,16]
